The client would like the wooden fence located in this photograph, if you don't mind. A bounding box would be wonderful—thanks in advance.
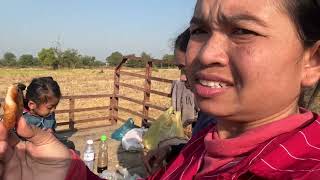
[0,56,174,131]
[110,55,173,127]
[54,94,113,131]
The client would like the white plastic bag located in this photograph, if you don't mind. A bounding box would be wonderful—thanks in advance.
[121,128,147,151]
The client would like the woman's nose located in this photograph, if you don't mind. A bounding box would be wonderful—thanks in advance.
[197,33,229,67]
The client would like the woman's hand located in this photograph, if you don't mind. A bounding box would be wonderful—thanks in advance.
[43,128,54,133]
[143,145,171,174]
[0,116,71,180]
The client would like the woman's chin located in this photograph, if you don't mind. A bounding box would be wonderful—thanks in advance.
[199,105,234,118]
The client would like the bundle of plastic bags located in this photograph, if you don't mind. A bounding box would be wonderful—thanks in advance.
[111,118,136,141]
[142,107,187,151]
[121,128,147,151]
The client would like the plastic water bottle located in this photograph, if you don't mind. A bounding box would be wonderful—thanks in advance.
[97,134,108,174]
[83,139,95,172]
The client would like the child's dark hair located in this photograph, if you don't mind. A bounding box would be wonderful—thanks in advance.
[174,28,190,53]
[24,77,61,108]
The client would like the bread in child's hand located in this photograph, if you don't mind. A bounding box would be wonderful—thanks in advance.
[2,83,25,129]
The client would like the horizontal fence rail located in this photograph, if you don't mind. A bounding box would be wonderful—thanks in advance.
[116,106,156,122]
[55,94,113,132]
[116,95,167,112]
[55,106,110,114]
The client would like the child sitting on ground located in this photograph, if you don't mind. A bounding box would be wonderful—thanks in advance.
[22,77,61,133]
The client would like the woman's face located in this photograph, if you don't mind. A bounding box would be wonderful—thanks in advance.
[186,0,311,122]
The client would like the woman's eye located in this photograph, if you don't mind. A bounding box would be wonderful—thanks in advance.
[190,28,207,35]
[232,28,258,36]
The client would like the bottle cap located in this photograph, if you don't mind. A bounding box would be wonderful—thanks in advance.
[101,134,107,141]
[87,139,93,144]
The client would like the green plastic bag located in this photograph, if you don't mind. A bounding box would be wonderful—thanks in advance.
[143,107,186,151]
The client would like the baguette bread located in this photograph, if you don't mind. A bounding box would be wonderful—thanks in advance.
[2,84,25,129]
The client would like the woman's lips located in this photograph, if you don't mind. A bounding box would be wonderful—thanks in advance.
[193,72,234,97]
[194,83,230,98]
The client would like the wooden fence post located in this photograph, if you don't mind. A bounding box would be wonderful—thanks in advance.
[109,96,114,124]
[110,58,129,125]
[142,61,152,127]
[111,69,120,125]
[69,98,75,131]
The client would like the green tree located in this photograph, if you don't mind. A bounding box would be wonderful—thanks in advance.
[92,60,105,67]
[139,52,151,67]
[2,52,17,66]
[32,57,41,66]
[126,52,152,68]
[80,55,95,67]
[38,48,59,69]
[125,59,139,67]
[162,54,175,68]
[106,51,123,66]
[18,54,40,67]
[61,49,80,68]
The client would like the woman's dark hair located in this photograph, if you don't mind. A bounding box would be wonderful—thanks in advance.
[283,0,320,47]
[174,28,190,53]
[285,0,320,109]
[24,77,61,107]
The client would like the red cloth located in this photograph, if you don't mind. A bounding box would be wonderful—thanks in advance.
[147,110,320,180]
[65,150,103,180]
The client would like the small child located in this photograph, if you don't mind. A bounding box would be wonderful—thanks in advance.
[22,77,61,133]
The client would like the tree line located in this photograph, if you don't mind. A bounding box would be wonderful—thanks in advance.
[0,48,104,69]
[106,51,176,68]
[0,48,176,69]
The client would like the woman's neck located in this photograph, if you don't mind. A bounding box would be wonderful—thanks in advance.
[216,103,300,139]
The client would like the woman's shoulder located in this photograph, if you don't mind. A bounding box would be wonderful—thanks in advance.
[248,113,320,179]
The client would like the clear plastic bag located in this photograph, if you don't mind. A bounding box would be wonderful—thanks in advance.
[122,128,147,151]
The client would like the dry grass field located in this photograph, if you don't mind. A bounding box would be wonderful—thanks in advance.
[0,67,180,130]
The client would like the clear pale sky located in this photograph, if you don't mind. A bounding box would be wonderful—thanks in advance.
[0,0,196,61]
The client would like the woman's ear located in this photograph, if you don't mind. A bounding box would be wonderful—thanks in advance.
[301,41,320,87]
[28,101,37,110]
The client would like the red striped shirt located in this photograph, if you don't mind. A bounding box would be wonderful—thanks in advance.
[146,110,320,180]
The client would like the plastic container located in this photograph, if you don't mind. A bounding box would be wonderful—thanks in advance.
[97,134,108,174]
[83,139,95,172]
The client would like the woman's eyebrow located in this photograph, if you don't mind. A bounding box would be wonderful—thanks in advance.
[190,16,207,26]
[219,13,268,27]
[190,12,268,27]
